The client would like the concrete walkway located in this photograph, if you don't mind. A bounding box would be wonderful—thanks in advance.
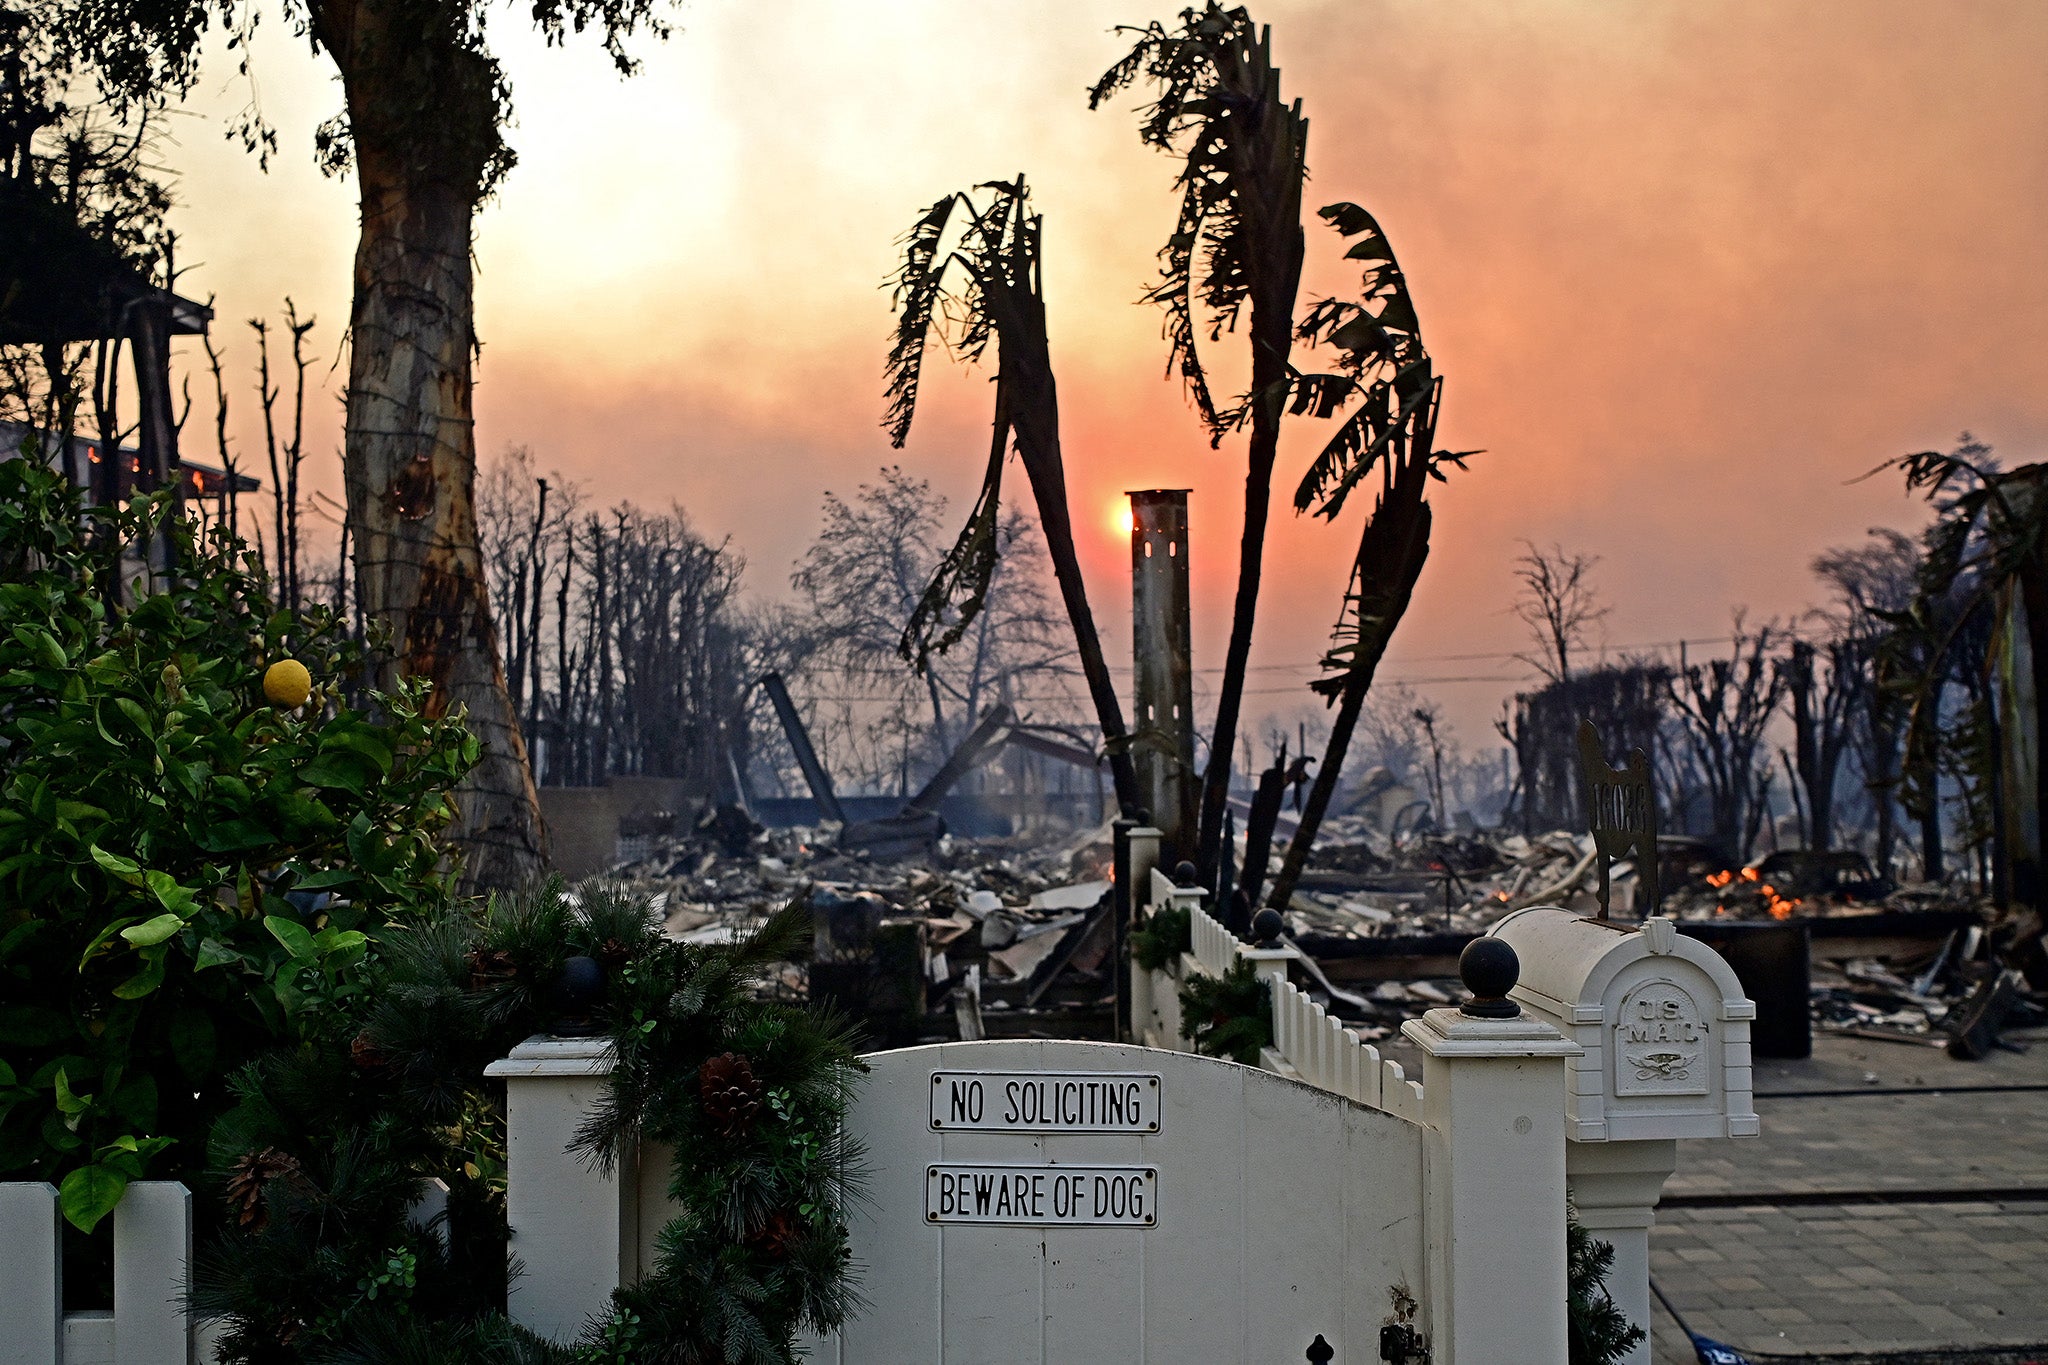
[1647,1026,2048,1362]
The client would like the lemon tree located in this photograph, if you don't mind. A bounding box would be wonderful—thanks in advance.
[0,458,478,1232]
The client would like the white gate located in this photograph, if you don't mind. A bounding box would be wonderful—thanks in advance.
[494,954,1589,1362]
[798,1039,1425,1364]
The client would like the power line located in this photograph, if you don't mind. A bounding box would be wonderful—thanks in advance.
[790,631,1821,682]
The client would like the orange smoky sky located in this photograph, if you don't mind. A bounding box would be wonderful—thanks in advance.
[158,0,2048,747]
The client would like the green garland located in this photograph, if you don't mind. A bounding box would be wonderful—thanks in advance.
[193,883,867,1364]
[1177,958,1273,1065]
[1129,903,1191,974]
[571,890,868,1362]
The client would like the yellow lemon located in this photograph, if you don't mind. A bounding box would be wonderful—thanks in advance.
[263,659,313,709]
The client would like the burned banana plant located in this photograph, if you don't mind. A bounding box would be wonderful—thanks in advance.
[1262,203,1471,912]
[882,177,1142,813]
[1091,2,1310,879]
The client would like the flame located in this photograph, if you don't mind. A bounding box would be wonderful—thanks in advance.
[1760,882,1802,919]
[1705,864,1801,918]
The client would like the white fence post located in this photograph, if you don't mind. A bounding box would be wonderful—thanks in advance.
[1566,1138,1677,1364]
[1126,827,1162,912]
[113,1181,192,1365]
[1403,946,1581,1365]
[0,1182,62,1365]
[485,1035,637,1344]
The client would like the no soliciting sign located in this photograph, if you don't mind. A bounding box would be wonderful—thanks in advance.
[929,1070,1160,1133]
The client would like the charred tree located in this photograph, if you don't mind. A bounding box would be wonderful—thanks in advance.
[1092,5,1309,879]
[1668,623,1786,862]
[1781,638,1857,852]
[882,178,1142,814]
[1510,543,1609,684]
[1264,394,1437,912]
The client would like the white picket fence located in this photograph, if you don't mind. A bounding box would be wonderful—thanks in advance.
[0,1175,441,1365]
[1140,869,1424,1125]
[0,1180,210,1365]
[1269,972,1426,1124]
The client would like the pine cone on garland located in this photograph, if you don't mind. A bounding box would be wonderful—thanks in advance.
[465,946,517,992]
[594,937,634,974]
[224,1147,304,1232]
[349,1032,387,1072]
[749,1208,799,1259]
[698,1052,763,1138]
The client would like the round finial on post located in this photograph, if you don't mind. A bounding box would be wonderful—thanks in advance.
[1251,907,1284,947]
[1458,937,1521,1018]
[551,954,607,1036]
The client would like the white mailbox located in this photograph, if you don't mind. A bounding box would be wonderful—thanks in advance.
[1490,907,1759,1143]
[1490,906,1760,1365]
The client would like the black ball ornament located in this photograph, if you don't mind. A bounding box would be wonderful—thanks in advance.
[1172,860,1200,888]
[1250,907,1285,946]
[1458,937,1521,1018]
[551,954,607,1036]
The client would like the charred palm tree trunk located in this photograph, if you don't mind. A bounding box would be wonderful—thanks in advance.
[887,183,1142,816]
[326,0,545,888]
[1002,325,1144,818]
[1197,250,1301,879]
[1266,422,1435,913]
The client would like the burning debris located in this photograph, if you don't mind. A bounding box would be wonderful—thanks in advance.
[587,786,2043,1064]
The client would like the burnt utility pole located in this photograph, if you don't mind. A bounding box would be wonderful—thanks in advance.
[1130,490,1196,861]
[758,672,846,825]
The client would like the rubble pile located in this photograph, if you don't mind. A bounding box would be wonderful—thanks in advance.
[1810,932,2047,1056]
[589,802,2029,1058]
[602,808,1124,1043]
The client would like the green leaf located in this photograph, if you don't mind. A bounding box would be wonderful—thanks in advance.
[264,914,317,961]
[22,627,68,671]
[193,938,240,972]
[120,913,185,948]
[110,949,167,1000]
[312,927,368,958]
[89,844,142,882]
[78,916,141,967]
[191,818,271,854]
[53,1067,92,1115]
[114,697,154,739]
[59,1163,127,1232]
[298,754,370,795]
[144,869,199,914]
[320,723,396,771]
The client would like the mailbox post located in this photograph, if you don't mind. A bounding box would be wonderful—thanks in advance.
[1489,909,1759,1365]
